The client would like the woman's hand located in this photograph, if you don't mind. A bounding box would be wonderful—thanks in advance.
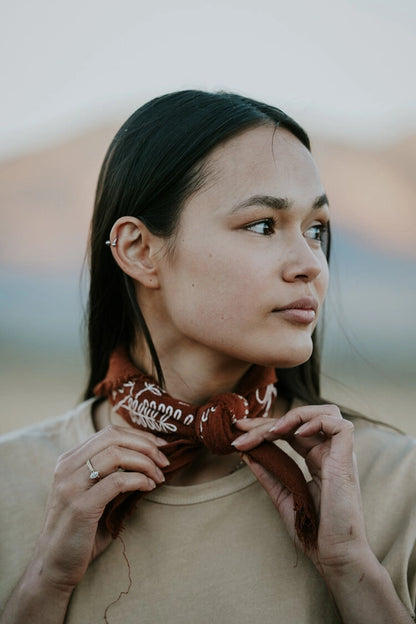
[232,404,367,572]
[1,424,170,624]
[34,424,170,591]
[232,405,415,622]
[1,425,169,624]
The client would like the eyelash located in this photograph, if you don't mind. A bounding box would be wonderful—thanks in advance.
[304,223,329,244]
[245,219,329,244]
[245,218,276,236]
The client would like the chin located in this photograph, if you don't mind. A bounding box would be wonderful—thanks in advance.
[273,355,311,369]
[254,340,314,369]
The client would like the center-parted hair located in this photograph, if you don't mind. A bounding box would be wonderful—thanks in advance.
[84,90,330,403]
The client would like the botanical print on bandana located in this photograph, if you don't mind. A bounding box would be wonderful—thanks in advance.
[112,380,195,433]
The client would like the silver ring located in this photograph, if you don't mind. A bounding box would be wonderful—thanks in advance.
[86,458,100,480]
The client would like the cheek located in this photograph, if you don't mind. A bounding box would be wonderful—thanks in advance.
[188,267,254,320]
[165,248,262,324]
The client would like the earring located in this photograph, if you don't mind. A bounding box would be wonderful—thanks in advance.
[105,237,118,247]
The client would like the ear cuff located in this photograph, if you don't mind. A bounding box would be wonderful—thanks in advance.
[105,237,118,247]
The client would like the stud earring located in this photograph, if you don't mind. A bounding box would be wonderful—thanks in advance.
[105,237,118,247]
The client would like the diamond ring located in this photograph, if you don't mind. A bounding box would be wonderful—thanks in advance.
[86,458,100,481]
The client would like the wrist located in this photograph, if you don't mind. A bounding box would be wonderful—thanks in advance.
[24,555,76,598]
[1,561,74,624]
[15,557,75,614]
[29,531,86,595]
[317,553,413,624]
[317,544,380,585]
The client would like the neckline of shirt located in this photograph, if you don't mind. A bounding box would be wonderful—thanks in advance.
[145,465,257,505]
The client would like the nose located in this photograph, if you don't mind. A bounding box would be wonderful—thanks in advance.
[281,237,325,283]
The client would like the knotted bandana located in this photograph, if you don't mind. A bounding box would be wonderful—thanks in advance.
[94,346,318,550]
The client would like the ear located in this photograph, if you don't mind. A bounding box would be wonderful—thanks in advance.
[107,216,162,289]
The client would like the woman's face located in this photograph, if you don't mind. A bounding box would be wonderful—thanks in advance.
[153,124,329,370]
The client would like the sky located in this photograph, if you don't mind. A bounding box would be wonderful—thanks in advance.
[1,0,415,161]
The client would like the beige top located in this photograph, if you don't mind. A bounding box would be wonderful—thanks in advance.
[1,400,416,623]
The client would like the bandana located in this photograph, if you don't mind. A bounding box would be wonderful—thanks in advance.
[94,346,318,550]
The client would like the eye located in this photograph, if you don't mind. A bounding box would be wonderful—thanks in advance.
[304,223,329,244]
[245,218,275,236]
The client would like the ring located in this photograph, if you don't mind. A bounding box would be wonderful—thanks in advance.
[86,458,100,480]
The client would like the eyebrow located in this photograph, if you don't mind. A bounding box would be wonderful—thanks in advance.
[230,193,329,213]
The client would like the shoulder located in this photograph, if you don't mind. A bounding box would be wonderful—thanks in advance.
[349,418,416,611]
[0,398,97,447]
[351,416,416,479]
[351,418,416,523]
[350,417,416,526]
[0,399,97,483]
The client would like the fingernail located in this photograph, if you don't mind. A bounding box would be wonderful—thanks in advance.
[156,468,165,482]
[159,454,170,467]
[268,417,286,433]
[294,423,308,435]
[269,421,285,433]
[231,434,249,448]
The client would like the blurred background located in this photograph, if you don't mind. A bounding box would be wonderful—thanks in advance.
[1,0,415,435]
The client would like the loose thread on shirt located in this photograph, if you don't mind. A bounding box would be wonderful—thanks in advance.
[103,534,133,623]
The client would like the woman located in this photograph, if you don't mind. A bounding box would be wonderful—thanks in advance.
[1,90,416,623]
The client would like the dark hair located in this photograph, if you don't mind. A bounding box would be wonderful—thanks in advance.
[84,89,330,404]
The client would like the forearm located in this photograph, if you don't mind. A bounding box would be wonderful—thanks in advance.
[322,552,414,624]
[1,561,73,624]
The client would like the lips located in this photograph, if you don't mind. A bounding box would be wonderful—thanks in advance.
[274,297,318,313]
[272,297,318,324]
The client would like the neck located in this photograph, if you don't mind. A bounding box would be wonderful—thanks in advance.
[132,286,263,405]
[130,338,254,406]
[125,318,287,485]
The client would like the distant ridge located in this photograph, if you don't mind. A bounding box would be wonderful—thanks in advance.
[0,124,415,272]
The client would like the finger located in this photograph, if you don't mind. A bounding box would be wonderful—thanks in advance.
[81,446,167,486]
[287,412,349,455]
[74,471,159,518]
[86,424,170,456]
[294,415,352,438]
[48,456,160,530]
[232,416,286,449]
[234,418,274,431]
[59,425,170,474]
[269,404,343,435]
[294,415,355,461]
[232,405,345,452]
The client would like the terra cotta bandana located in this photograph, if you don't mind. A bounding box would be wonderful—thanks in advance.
[94,346,318,550]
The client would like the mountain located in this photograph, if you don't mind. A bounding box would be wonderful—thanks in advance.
[0,125,117,271]
[313,136,416,259]
[1,125,415,272]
